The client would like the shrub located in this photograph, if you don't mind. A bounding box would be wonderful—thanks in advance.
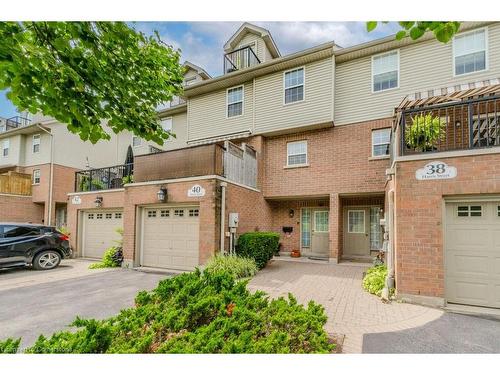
[0,338,20,354]
[362,265,387,297]
[236,232,280,269]
[204,254,258,279]
[11,270,334,354]
[89,228,123,269]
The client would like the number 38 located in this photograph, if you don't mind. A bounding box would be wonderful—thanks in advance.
[426,163,446,174]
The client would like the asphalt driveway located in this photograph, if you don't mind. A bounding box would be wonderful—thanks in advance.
[0,259,167,349]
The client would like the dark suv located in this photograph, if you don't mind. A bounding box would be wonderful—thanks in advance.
[0,223,72,270]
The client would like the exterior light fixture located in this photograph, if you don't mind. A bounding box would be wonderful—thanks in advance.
[288,209,295,218]
[157,187,167,202]
[455,120,461,127]
[94,196,103,208]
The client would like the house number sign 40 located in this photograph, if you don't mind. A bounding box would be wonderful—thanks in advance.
[416,161,457,180]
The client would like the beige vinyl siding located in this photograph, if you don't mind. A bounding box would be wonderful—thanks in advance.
[188,82,253,141]
[237,33,269,62]
[335,24,500,125]
[0,134,23,167]
[254,57,333,133]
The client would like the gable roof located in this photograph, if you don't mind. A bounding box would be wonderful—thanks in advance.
[183,61,211,80]
[224,22,280,59]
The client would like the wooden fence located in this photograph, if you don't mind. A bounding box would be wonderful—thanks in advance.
[0,171,32,196]
[223,141,257,188]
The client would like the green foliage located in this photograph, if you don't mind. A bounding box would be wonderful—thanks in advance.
[15,270,334,354]
[122,174,134,184]
[366,21,461,43]
[0,22,184,144]
[78,175,106,192]
[57,226,70,236]
[89,228,123,269]
[235,232,280,269]
[362,265,387,297]
[0,338,20,354]
[204,254,258,279]
[405,113,444,151]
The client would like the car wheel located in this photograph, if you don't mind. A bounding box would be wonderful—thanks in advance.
[33,250,61,270]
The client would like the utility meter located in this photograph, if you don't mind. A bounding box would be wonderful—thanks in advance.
[228,213,239,228]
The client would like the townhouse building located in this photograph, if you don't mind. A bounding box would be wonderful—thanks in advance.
[0,62,210,228]
[65,22,499,310]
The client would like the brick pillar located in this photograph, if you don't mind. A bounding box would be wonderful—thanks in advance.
[329,193,340,263]
[122,189,136,268]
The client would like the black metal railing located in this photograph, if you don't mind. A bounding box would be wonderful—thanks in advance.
[2,116,31,132]
[74,163,133,192]
[224,46,261,74]
[400,95,500,156]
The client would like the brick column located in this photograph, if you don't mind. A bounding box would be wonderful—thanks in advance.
[329,193,340,263]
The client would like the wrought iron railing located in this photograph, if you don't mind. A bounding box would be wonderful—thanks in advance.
[224,46,261,74]
[399,96,500,156]
[1,116,31,132]
[74,163,133,192]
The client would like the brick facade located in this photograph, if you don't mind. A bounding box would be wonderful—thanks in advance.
[0,194,44,223]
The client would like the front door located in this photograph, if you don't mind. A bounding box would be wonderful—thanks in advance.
[343,207,370,257]
[311,210,329,257]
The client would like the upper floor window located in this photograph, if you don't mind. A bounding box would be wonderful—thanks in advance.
[284,67,304,104]
[372,51,399,92]
[227,86,243,117]
[453,28,487,76]
[372,128,391,157]
[287,140,307,166]
[2,139,9,157]
[33,169,41,185]
[161,118,173,132]
[32,134,41,153]
[132,136,141,147]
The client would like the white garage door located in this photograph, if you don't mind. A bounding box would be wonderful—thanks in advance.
[445,201,500,308]
[82,210,123,259]
[141,206,200,270]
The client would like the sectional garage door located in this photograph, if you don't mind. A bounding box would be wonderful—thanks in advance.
[140,206,200,270]
[82,210,123,259]
[445,201,500,308]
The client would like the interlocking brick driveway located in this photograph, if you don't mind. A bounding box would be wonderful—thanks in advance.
[248,259,443,353]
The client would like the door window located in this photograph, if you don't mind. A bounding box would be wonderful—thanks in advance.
[301,209,311,247]
[370,207,383,250]
[348,210,365,233]
[314,211,329,232]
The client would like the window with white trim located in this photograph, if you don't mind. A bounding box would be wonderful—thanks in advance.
[348,210,365,233]
[105,213,113,219]
[371,128,391,157]
[147,210,157,218]
[372,51,399,92]
[96,213,103,219]
[227,86,243,117]
[33,169,41,184]
[115,212,122,219]
[2,139,9,157]
[32,134,41,153]
[287,140,307,166]
[453,29,487,76]
[457,205,482,217]
[132,136,141,147]
[161,118,172,132]
[284,68,304,104]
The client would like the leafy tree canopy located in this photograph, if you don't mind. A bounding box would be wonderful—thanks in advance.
[0,22,184,144]
[367,21,462,43]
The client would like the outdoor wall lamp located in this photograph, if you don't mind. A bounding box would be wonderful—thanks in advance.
[455,120,461,128]
[94,196,103,208]
[157,187,167,203]
[289,209,295,218]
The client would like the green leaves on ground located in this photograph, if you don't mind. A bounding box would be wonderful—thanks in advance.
[0,22,184,144]
[366,21,462,43]
[5,270,334,354]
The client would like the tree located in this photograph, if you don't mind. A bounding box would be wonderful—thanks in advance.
[0,22,184,144]
[367,22,462,43]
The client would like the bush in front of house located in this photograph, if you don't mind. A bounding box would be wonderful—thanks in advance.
[204,254,258,279]
[5,270,334,354]
[235,232,280,269]
[362,265,387,297]
[0,338,20,354]
[89,228,124,269]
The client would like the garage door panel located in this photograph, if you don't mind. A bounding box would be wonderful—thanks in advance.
[445,201,500,309]
[82,210,123,259]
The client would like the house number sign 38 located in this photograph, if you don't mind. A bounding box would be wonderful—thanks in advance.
[416,161,457,180]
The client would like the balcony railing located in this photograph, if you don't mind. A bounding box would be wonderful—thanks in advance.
[399,96,500,156]
[75,163,133,192]
[1,116,31,133]
[224,46,261,74]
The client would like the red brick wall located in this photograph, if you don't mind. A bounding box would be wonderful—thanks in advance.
[0,194,44,223]
[394,153,500,298]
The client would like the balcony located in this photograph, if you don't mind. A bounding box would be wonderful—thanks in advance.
[398,95,500,156]
[0,116,31,133]
[224,46,261,74]
[75,163,133,192]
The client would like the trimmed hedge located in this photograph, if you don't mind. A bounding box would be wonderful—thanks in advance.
[236,232,280,269]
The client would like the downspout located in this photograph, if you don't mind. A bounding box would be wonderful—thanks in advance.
[36,124,54,226]
[220,181,227,254]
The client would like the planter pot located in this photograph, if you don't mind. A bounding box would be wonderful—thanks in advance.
[290,250,301,258]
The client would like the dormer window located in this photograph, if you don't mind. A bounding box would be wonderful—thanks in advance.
[227,86,244,117]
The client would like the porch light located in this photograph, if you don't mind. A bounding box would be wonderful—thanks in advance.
[157,187,167,202]
[94,196,103,208]
[455,120,461,128]
[288,209,295,218]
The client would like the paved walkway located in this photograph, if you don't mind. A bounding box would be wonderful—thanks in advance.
[248,259,443,353]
